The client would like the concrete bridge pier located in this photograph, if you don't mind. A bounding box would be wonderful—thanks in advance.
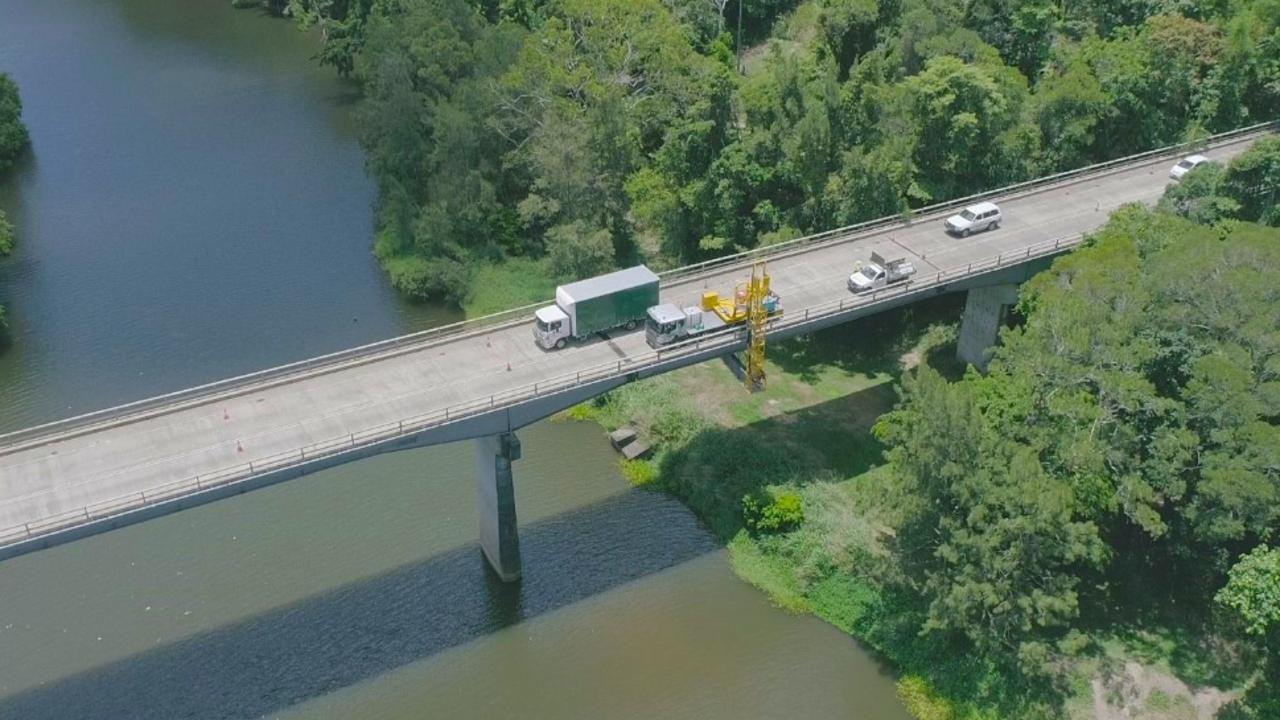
[956,284,1020,373]
[476,431,522,582]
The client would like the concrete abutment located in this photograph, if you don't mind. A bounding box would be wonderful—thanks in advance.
[476,432,522,582]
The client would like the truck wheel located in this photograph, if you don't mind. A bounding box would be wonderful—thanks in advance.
[623,319,639,331]
[554,338,567,350]
[960,228,971,238]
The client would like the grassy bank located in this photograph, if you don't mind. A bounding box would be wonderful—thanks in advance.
[560,295,1255,720]
[563,295,995,717]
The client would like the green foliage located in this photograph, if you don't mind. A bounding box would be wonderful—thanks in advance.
[742,488,805,534]
[382,254,470,304]
[0,209,13,256]
[875,365,1107,665]
[1160,137,1280,228]
[1222,136,1280,224]
[897,675,981,720]
[544,221,615,282]
[1157,162,1241,225]
[865,209,1280,705]
[462,257,557,317]
[620,458,659,487]
[0,73,29,174]
[1217,545,1280,639]
[293,0,1280,306]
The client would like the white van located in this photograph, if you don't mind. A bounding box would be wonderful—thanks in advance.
[944,201,1002,237]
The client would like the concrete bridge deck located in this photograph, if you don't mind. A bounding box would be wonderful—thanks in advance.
[0,125,1270,560]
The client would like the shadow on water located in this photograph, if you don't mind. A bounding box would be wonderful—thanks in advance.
[0,489,718,720]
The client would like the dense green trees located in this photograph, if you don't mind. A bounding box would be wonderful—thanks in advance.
[0,71,27,343]
[284,0,1280,307]
[0,73,28,175]
[875,365,1107,661]
[871,209,1280,713]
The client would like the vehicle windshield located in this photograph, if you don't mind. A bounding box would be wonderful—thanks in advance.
[959,209,976,221]
[857,266,878,280]
[536,318,550,332]
[1177,159,1195,169]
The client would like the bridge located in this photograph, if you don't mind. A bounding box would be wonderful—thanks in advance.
[0,125,1270,580]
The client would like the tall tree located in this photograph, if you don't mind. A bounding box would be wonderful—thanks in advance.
[0,73,29,174]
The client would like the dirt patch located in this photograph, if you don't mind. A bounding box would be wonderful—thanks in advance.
[1091,662,1236,720]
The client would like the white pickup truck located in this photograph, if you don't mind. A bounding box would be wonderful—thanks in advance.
[847,252,916,293]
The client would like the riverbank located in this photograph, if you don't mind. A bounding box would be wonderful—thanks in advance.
[564,293,1256,720]
[0,71,30,348]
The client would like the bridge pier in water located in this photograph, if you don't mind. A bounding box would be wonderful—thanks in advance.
[956,284,1020,373]
[476,432,523,582]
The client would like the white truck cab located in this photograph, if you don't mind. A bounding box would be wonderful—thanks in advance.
[644,303,726,347]
[534,305,572,350]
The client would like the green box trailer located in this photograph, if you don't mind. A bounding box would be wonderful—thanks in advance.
[534,266,660,350]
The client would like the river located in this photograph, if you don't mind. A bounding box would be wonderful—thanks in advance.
[0,2,910,718]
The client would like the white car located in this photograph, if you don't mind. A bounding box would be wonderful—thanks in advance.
[1170,154,1210,180]
[944,201,1002,237]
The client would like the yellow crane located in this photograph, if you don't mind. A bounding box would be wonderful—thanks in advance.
[745,262,770,392]
[696,262,777,391]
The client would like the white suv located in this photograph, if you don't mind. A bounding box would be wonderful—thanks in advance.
[944,201,1001,237]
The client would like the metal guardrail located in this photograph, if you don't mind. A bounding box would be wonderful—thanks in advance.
[657,120,1276,282]
[0,120,1272,454]
[0,231,1086,548]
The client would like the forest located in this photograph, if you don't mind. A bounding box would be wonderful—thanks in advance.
[865,137,1280,716]
[0,72,30,342]
[280,0,1280,310]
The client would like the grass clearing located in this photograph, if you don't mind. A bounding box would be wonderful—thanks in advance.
[741,1,822,75]
[463,257,558,318]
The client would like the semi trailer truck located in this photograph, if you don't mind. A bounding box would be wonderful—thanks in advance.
[534,265,660,350]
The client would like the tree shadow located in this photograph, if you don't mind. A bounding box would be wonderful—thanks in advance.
[652,382,898,541]
[0,489,718,720]
[768,294,966,385]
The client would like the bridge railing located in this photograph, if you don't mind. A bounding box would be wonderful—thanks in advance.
[0,230,1086,549]
[0,120,1271,455]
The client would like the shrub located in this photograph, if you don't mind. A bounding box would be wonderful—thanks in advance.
[384,255,470,304]
[896,676,956,720]
[0,73,29,175]
[621,459,659,487]
[0,209,13,255]
[742,489,804,534]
